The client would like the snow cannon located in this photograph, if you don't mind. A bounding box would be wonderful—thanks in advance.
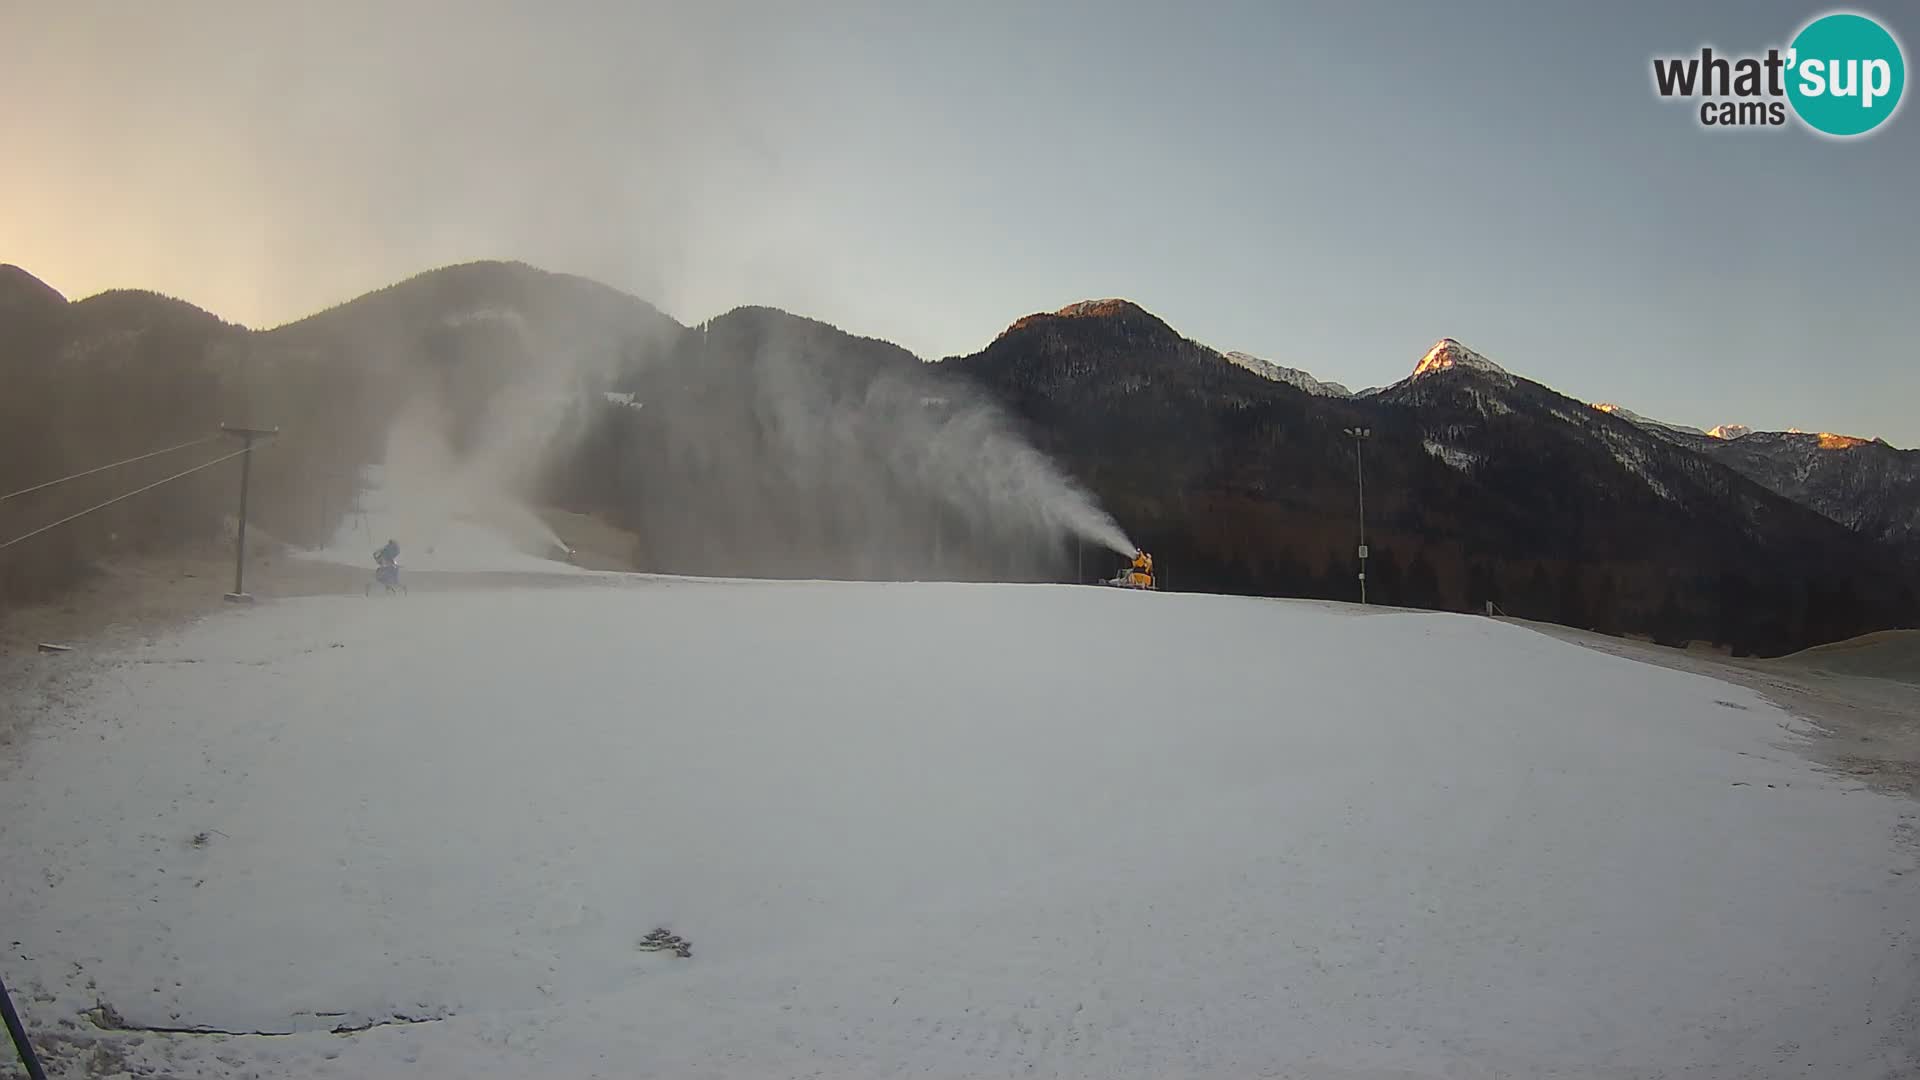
[1107,549,1156,590]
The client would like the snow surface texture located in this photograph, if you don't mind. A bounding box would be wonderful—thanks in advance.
[3,581,1918,1079]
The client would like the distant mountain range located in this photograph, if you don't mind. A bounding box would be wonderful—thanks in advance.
[2,261,1912,653]
[994,304,1917,557]
[941,299,1913,653]
[1574,399,1917,550]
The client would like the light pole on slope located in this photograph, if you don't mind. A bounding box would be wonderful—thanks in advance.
[1343,426,1371,605]
[219,424,279,603]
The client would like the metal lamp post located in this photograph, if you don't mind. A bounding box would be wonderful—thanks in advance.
[1,968,47,1080]
[1343,426,1371,604]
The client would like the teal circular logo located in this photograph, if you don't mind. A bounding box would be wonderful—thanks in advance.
[1787,12,1906,136]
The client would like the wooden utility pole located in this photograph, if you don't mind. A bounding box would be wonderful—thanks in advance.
[220,425,278,603]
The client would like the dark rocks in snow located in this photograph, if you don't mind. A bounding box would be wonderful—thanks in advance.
[639,927,692,958]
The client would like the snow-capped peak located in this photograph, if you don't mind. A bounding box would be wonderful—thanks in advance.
[1410,338,1509,381]
[1591,402,1706,437]
[1707,423,1752,441]
[1221,351,1352,397]
[1811,432,1872,450]
[999,298,1160,338]
[1053,299,1146,319]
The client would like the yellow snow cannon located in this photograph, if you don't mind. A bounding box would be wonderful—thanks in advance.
[1108,549,1157,590]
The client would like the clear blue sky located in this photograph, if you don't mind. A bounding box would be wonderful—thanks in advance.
[3,1,1914,443]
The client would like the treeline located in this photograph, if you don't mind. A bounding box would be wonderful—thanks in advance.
[1,288,242,608]
[1116,508,1898,655]
[0,281,401,610]
[1049,424,1913,657]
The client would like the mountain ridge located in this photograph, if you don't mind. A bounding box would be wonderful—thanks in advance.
[3,263,1912,651]
[943,314,1914,652]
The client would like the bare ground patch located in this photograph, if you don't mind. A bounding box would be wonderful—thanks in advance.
[1504,618,1920,800]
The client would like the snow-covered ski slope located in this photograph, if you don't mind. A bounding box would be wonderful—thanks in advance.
[3,579,1916,1078]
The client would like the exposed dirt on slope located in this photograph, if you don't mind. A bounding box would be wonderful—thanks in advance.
[1781,629,1920,685]
[1508,619,1920,800]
